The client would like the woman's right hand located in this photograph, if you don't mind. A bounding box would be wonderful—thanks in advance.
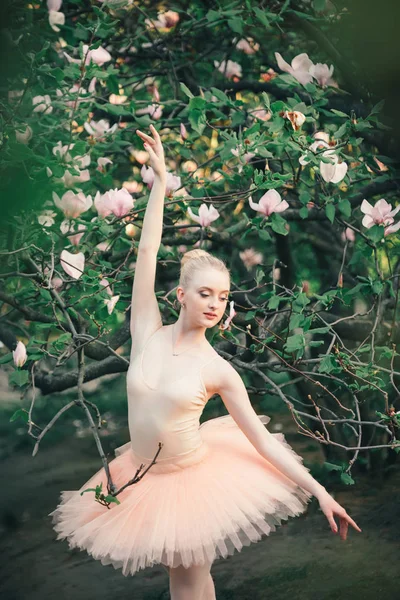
[136,124,166,180]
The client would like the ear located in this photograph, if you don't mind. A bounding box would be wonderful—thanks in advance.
[176,286,184,302]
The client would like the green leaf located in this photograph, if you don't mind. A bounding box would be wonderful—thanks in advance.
[10,409,29,423]
[261,92,270,110]
[366,224,384,244]
[325,203,335,223]
[330,108,349,118]
[318,355,337,374]
[253,7,270,27]
[228,17,243,34]
[337,199,351,217]
[9,370,29,387]
[299,206,309,219]
[284,333,305,353]
[0,352,13,365]
[313,0,327,11]
[270,213,288,236]
[179,82,194,99]
[268,295,281,309]
[323,461,342,472]
[340,472,355,485]
[209,87,229,104]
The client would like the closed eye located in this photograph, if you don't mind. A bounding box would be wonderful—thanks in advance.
[200,293,228,301]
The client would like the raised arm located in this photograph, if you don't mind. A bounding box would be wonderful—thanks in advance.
[217,359,362,540]
[130,125,167,345]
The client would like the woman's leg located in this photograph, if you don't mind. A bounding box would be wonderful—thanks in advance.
[201,573,216,600]
[169,560,213,600]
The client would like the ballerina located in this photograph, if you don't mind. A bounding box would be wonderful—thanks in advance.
[49,123,362,600]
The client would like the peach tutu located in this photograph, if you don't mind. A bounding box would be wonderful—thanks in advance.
[49,414,313,576]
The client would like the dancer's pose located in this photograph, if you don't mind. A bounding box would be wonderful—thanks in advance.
[50,124,361,599]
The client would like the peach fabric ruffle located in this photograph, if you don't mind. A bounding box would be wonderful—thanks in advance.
[49,414,313,576]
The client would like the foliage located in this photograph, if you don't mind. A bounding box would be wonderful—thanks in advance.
[1,0,400,487]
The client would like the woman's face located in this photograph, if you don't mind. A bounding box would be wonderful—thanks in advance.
[178,268,230,327]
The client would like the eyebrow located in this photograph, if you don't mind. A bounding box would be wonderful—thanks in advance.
[198,286,230,293]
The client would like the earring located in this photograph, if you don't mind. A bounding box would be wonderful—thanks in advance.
[182,302,186,308]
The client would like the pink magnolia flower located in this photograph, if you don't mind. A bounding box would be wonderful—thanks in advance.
[84,119,118,139]
[319,151,348,183]
[231,145,256,163]
[141,164,155,188]
[16,125,33,144]
[47,0,62,9]
[180,122,188,140]
[99,278,119,314]
[360,198,400,230]
[239,248,263,270]
[251,107,272,122]
[32,95,53,114]
[341,227,356,243]
[249,189,289,217]
[109,92,128,105]
[283,110,306,131]
[53,191,93,218]
[275,52,314,85]
[214,59,242,80]
[13,340,27,367]
[141,165,181,195]
[187,203,220,227]
[64,44,112,67]
[136,103,163,120]
[235,38,259,54]
[94,187,134,218]
[60,220,87,246]
[57,168,91,188]
[145,10,180,29]
[384,222,400,236]
[97,157,113,172]
[220,300,236,331]
[50,276,63,290]
[60,250,85,280]
[99,278,113,296]
[309,63,336,87]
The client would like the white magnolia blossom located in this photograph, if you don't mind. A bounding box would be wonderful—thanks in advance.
[49,9,65,32]
[32,95,53,114]
[13,341,27,368]
[319,151,348,184]
[60,250,85,280]
[15,125,33,144]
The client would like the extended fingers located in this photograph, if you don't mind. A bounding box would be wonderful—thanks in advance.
[136,124,161,146]
[136,129,156,144]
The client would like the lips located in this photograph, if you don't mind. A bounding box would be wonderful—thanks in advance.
[204,313,217,317]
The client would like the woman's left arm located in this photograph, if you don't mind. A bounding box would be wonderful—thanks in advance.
[217,360,362,540]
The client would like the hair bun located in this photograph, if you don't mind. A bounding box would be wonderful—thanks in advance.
[180,249,210,268]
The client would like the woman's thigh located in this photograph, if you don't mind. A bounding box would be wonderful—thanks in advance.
[169,560,213,600]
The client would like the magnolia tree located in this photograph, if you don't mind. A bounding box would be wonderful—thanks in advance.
[1,0,400,498]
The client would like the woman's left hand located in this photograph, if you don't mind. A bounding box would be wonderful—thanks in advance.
[317,490,362,540]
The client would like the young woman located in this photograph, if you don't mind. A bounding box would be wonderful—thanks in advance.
[50,124,361,600]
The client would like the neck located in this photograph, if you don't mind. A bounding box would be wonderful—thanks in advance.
[173,314,207,345]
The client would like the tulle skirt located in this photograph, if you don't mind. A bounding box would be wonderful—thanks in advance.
[49,414,313,576]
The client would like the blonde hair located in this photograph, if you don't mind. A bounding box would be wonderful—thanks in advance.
[179,249,230,289]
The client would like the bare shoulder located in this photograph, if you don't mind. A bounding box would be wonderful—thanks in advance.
[202,353,241,397]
